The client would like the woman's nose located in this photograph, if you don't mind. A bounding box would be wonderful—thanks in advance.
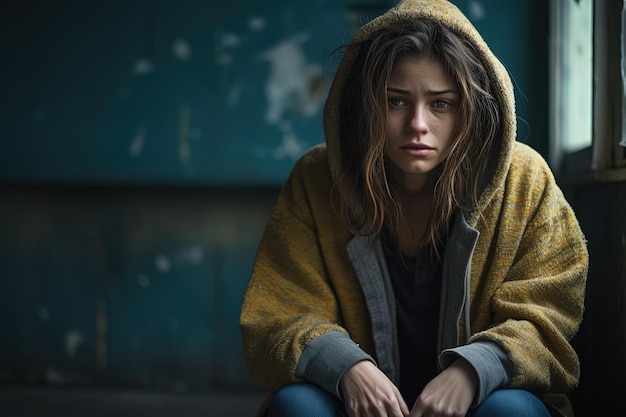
[407,106,429,134]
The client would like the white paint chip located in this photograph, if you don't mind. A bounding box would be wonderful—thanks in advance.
[173,39,192,61]
[65,330,83,357]
[469,1,486,20]
[155,254,171,274]
[133,59,155,75]
[248,16,267,31]
[220,33,241,49]
[258,32,324,126]
[129,126,146,157]
[215,32,241,66]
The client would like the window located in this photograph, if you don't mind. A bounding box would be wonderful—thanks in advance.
[551,0,626,181]
[549,0,593,171]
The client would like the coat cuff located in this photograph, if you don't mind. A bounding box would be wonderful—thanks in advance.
[439,340,512,406]
[295,331,376,398]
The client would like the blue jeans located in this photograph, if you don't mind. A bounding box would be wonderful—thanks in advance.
[268,382,553,417]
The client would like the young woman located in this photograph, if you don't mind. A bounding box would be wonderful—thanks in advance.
[239,1,588,416]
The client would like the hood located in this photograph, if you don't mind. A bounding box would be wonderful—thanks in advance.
[323,0,517,216]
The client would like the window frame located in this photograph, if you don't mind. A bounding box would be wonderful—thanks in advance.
[551,0,626,183]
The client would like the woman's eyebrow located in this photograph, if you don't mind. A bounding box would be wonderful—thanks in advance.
[427,89,457,96]
[387,87,411,94]
[386,87,457,96]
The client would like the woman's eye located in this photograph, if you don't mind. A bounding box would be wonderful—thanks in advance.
[433,100,451,109]
[388,97,405,107]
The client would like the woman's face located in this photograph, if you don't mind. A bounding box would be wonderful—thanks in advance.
[385,55,458,191]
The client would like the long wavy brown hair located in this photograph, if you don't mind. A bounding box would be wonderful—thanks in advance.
[330,19,501,259]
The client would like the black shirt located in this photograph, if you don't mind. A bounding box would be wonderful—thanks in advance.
[385,246,443,406]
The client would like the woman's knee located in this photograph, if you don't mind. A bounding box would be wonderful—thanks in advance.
[268,382,346,417]
[470,389,551,417]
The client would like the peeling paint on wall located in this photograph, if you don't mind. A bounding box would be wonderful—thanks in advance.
[65,330,83,357]
[129,126,146,158]
[256,32,325,160]
[248,16,266,31]
[221,32,242,49]
[132,59,154,75]
[172,39,192,61]
[155,254,171,274]
[469,1,486,20]
[258,32,323,125]
[215,32,242,66]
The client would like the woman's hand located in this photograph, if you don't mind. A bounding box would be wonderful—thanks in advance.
[340,360,410,417]
[409,358,478,417]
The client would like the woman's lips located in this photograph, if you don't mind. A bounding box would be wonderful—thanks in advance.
[401,143,434,157]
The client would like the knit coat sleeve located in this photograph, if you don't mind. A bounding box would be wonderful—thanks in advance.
[239,147,351,392]
[467,143,588,394]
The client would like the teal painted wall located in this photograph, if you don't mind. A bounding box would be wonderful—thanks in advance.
[0,0,546,186]
[0,186,277,391]
[0,0,381,186]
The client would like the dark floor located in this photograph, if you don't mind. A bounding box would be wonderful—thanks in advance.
[0,386,267,417]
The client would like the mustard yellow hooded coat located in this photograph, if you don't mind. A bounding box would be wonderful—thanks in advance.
[240,0,588,415]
